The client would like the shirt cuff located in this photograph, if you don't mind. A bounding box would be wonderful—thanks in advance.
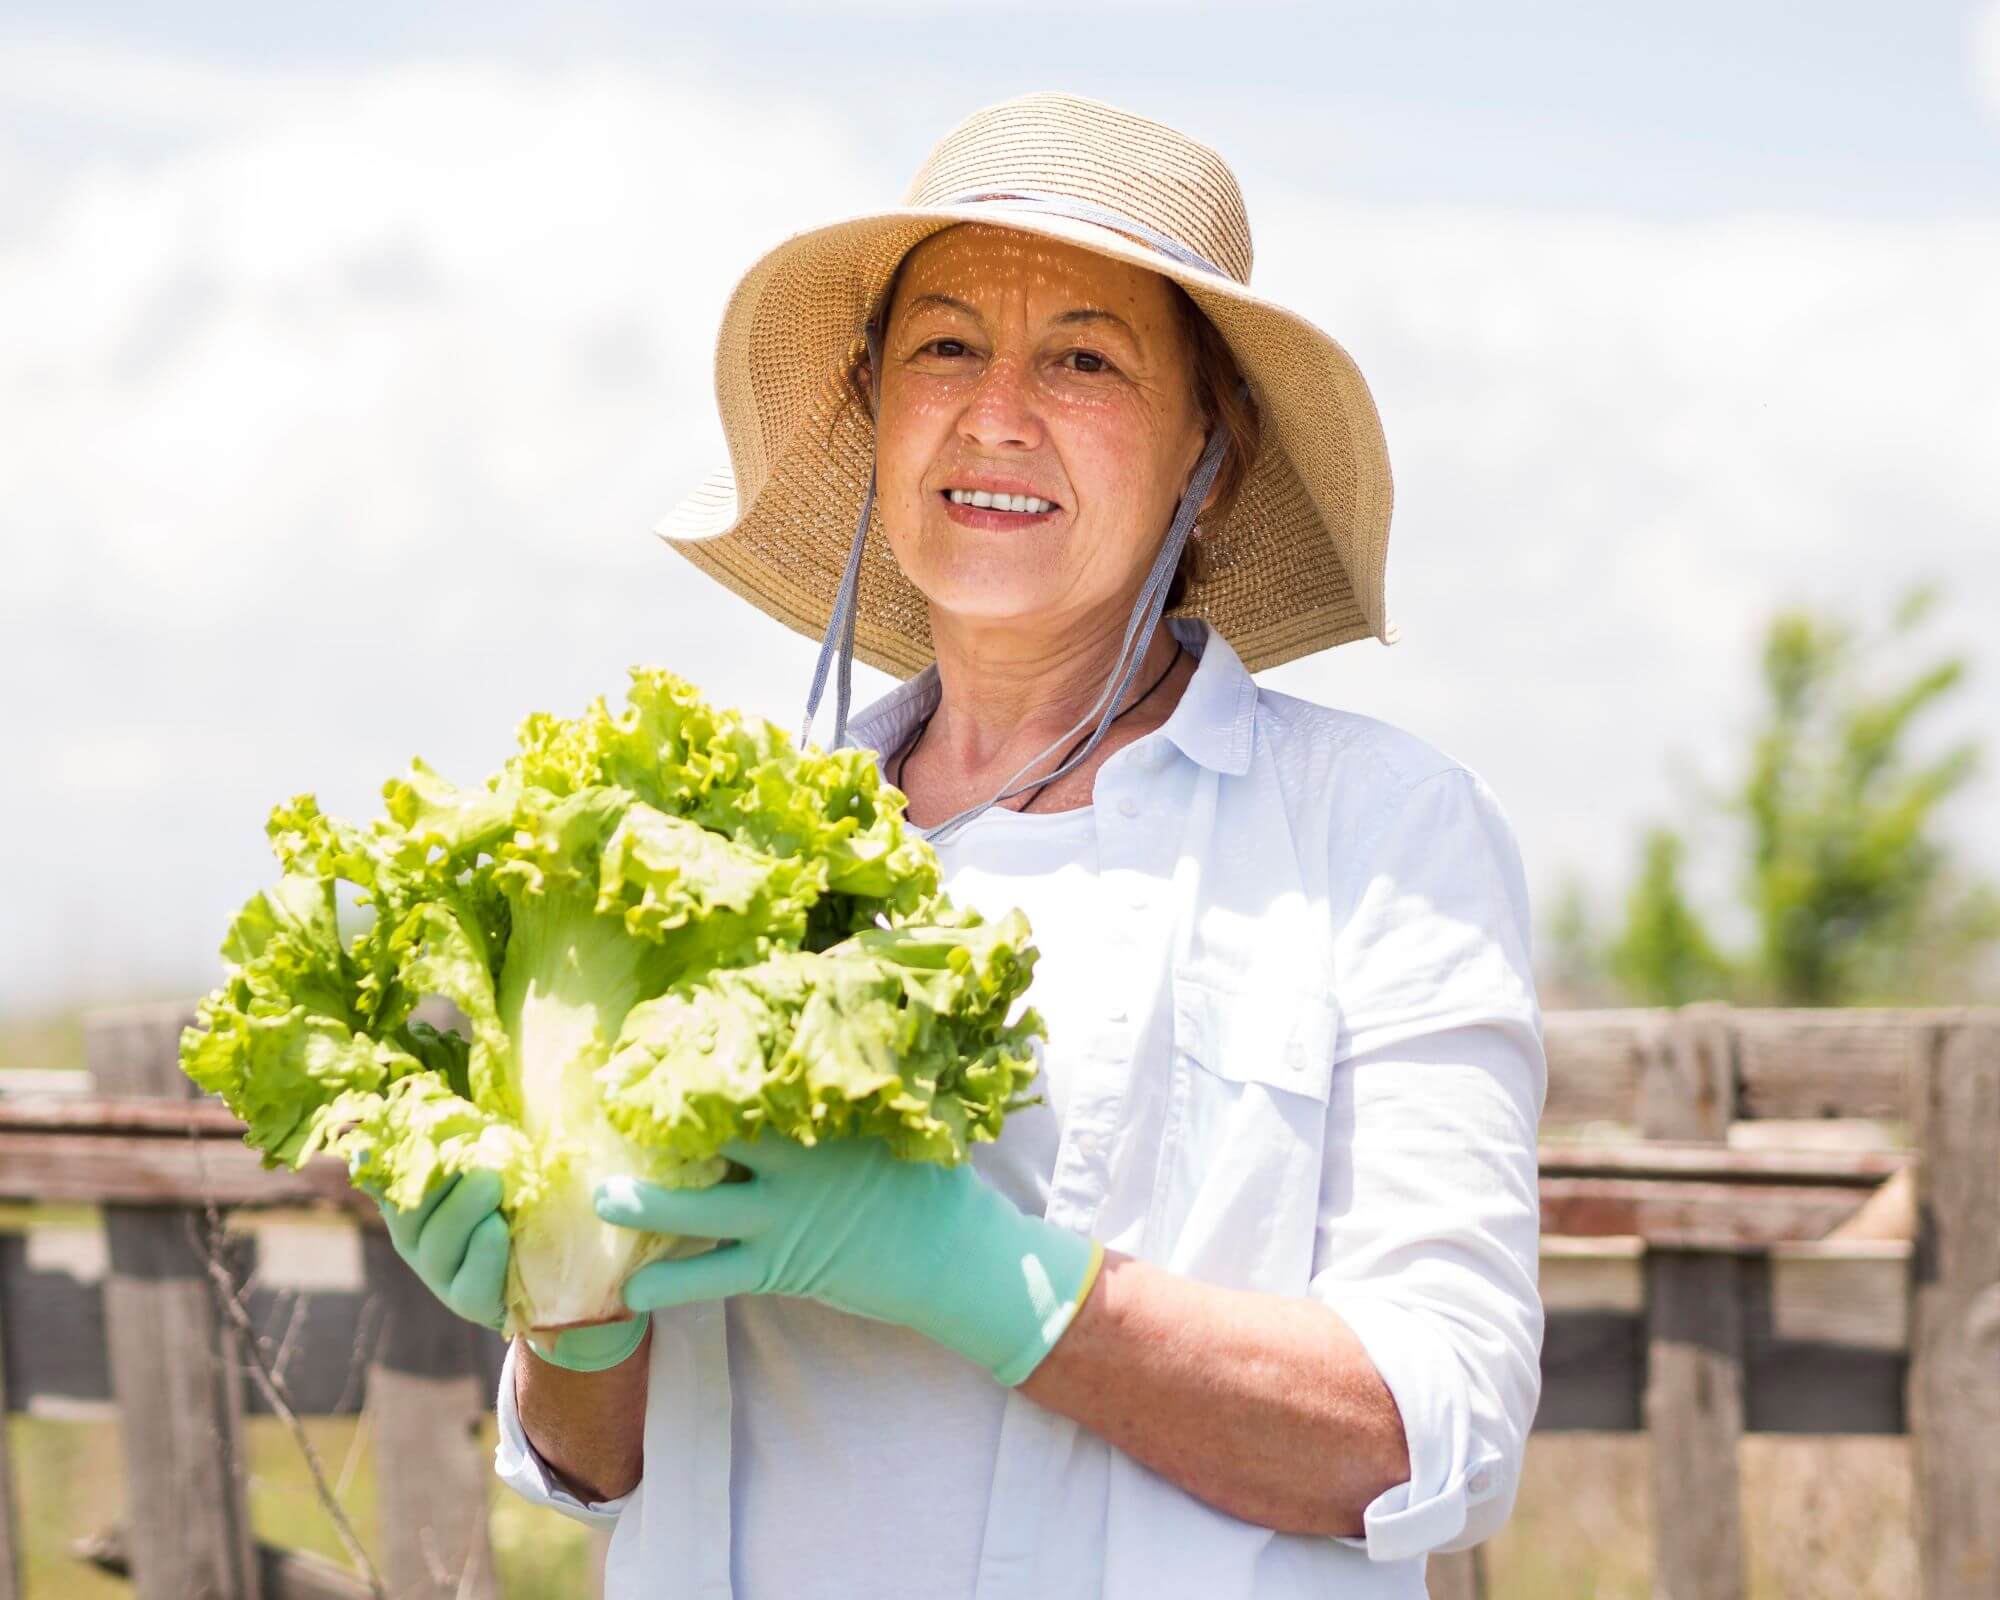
[1316,1293,1507,1563]
[492,1335,635,1530]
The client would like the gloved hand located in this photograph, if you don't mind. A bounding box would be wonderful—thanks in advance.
[594,1137,1102,1386]
[355,1164,649,1374]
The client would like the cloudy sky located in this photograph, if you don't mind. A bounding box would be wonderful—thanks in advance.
[3,2,1997,1020]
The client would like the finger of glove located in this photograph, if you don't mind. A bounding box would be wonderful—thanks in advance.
[445,1210,511,1330]
[622,1242,762,1313]
[413,1169,504,1292]
[596,1175,774,1240]
[376,1168,465,1258]
[717,1136,808,1174]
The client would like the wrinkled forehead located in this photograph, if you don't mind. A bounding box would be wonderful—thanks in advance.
[887,221,1185,332]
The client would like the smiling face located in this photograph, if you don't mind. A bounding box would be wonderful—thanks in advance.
[866,223,1212,639]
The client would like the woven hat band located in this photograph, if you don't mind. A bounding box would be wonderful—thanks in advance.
[940,190,1233,281]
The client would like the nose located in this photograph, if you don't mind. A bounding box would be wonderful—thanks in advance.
[956,352,1045,453]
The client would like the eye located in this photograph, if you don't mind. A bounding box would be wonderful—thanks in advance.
[919,338,971,358]
[1062,348,1115,375]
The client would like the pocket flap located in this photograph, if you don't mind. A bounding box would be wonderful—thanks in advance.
[1171,968,1339,1102]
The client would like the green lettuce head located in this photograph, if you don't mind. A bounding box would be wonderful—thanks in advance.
[180,669,1044,1337]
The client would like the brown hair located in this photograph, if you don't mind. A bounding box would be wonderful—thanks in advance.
[836,249,1261,612]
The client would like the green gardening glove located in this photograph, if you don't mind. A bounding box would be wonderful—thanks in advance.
[353,1162,649,1374]
[595,1137,1103,1386]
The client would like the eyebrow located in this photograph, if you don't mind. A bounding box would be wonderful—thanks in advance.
[901,292,1138,341]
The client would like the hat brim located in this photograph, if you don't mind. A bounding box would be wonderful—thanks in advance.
[655,204,1397,678]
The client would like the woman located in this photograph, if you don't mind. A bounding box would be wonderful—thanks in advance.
[383,92,1545,1598]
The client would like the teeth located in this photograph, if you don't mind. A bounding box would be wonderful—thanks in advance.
[947,489,1054,513]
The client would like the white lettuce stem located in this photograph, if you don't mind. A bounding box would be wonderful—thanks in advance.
[496,888,686,1329]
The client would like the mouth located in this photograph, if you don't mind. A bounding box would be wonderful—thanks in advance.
[937,486,1063,529]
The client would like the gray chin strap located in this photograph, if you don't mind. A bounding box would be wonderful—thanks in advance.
[795,193,1245,846]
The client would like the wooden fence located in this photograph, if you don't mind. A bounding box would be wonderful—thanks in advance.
[0,1001,1993,1599]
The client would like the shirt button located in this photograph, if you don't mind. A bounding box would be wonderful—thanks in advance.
[1106,1004,1128,1022]
[1117,797,1139,818]
[1468,1468,1492,1495]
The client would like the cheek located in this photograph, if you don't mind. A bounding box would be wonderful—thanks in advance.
[1051,394,1189,524]
[873,389,955,500]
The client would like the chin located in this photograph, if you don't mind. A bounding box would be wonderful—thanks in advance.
[917,573,1057,626]
[898,541,1065,625]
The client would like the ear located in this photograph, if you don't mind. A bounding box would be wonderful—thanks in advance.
[1180,422,1225,519]
[1197,459,1223,520]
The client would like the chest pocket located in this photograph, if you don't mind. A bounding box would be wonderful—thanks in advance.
[1145,966,1339,1293]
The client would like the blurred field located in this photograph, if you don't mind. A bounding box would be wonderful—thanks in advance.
[5,1412,595,1600]
[2,1412,1918,1599]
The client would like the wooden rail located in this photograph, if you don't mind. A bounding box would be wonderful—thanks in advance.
[0,1001,1993,1600]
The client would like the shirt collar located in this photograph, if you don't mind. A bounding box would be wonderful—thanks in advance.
[844,615,1255,777]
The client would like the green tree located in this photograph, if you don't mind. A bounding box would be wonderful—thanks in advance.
[1601,582,2000,1007]
[1605,828,1738,1005]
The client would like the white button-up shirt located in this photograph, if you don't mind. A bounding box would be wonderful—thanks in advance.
[494,616,1547,1598]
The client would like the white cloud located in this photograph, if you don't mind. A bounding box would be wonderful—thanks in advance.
[1975,1,2000,119]
[0,48,902,1009]
[2,42,1998,1014]
[1252,198,2000,950]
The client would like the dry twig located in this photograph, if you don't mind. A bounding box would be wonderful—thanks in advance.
[188,1201,390,1600]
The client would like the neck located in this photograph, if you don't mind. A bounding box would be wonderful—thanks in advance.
[920,601,1184,784]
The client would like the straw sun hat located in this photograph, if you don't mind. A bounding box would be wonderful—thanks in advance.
[654,90,1399,683]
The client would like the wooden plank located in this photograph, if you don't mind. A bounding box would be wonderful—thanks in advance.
[588,1526,613,1600]
[0,1095,246,1134]
[362,1230,499,1600]
[1543,1238,1909,1347]
[75,1520,373,1600]
[1642,1004,1746,1600]
[1739,1248,1906,1435]
[0,1069,91,1097]
[1538,1141,1906,1185]
[1732,1008,1927,1123]
[1541,1176,1875,1248]
[0,1130,383,1213]
[0,1244,21,1600]
[1543,1009,1662,1125]
[1541,1006,1981,1128]
[1646,1249,1748,1596]
[89,1004,264,1600]
[1426,1546,1485,1599]
[1759,1240,1911,1352]
[6,1106,1909,1228]
[1908,1014,2000,1600]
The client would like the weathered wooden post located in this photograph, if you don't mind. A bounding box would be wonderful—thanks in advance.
[1908,1011,2000,1600]
[89,1001,262,1600]
[0,1278,21,1600]
[1642,1002,1745,1600]
[361,1231,500,1599]
[1425,1545,1486,1599]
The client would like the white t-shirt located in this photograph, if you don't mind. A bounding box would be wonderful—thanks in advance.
[727,802,1098,1600]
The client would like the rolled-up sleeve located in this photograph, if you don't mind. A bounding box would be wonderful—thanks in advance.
[493,1335,635,1531]
[1310,765,1546,1563]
